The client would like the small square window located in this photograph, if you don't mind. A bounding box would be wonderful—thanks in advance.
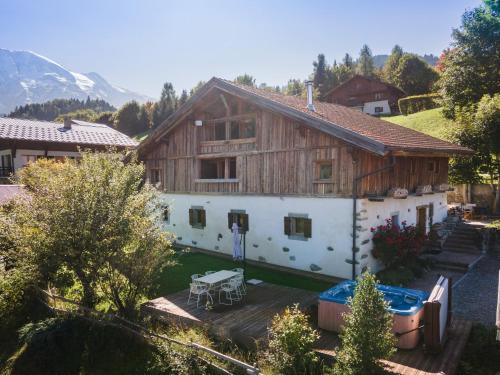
[189,208,206,228]
[391,213,400,228]
[150,169,161,185]
[318,162,333,180]
[374,106,384,113]
[284,215,312,240]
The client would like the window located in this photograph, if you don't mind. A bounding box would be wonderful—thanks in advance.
[214,123,226,140]
[391,213,400,228]
[189,207,206,228]
[230,121,240,139]
[427,160,439,173]
[317,162,333,180]
[227,210,249,233]
[150,168,161,185]
[162,205,170,223]
[374,106,384,113]
[284,215,312,240]
[22,155,38,165]
[200,158,237,180]
[241,118,256,138]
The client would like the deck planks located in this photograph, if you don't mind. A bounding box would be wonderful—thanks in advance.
[144,283,472,374]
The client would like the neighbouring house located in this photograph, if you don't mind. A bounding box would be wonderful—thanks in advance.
[0,117,138,180]
[138,77,470,280]
[323,75,406,116]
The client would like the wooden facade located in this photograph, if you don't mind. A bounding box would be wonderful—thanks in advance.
[141,88,448,198]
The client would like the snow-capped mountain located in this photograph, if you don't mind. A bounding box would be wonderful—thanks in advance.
[0,48,154,114]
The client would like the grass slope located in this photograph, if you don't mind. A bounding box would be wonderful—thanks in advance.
[383,107,457,141]
[153,251,332,296]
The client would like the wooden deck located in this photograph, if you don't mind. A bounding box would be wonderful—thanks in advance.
[143,282,318,347]
[144,282,472,374]
[315,318,472,375]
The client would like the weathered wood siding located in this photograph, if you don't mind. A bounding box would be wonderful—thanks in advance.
[142,89,448,197]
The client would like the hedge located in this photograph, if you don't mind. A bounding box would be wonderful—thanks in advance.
[398,93,442,115]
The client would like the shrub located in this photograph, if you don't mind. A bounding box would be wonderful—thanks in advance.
[376,266,415,287]
[333,272,396,375]
[263,304,320,374]
[398,93,442,115]
[371,219,426,268]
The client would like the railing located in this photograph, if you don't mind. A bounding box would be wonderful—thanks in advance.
[0,167,13,177]
[39,288,261,374]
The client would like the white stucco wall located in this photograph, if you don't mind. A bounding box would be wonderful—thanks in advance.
[0,149,81,171]
[363,100,391,115]
[159,193,355,279]
[158,192,448,280]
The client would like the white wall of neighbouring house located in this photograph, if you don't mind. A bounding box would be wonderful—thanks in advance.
[158,193,355,280]
[5,149,81,171]
[358,192,448,273]
[363,100,391,115]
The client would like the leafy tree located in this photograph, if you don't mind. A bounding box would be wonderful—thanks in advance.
[114,101,148,136]
[392,54,439,95]
[382,45,404,84]
[263,304,319,375]
[438,0,500,117]
[6,153,172,317]
[93,111,115,126]
[54,109,99,123]
[284,79,305,96]
[450,94,500,211]
[333,273,396,375]
[152,82,177,128]
[234,74,256,87]
[356,44,375,77]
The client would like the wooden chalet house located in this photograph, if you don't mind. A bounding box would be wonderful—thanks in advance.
[323,75,406,115]
[138,78,470,280]
[0,117,138,181]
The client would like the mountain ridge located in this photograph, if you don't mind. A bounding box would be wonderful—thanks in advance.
[0,48,154,114]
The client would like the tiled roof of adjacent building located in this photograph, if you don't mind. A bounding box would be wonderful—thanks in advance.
[141,77,472,156]
[0,118,138,148]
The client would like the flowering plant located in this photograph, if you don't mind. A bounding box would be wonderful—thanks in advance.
[371,219,426,267]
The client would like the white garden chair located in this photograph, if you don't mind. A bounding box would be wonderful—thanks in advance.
[187,282,212,308]
[219,279,241,305]
[232,274,246,296]
[232,268,244,275]
[191,273,203,282]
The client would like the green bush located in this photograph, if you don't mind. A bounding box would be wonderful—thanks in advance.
[398,93,442,115]
[263,304,320,374]
[333,273,396,375]
[376,266,415,287]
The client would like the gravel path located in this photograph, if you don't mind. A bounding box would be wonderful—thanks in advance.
[453,253,500,326]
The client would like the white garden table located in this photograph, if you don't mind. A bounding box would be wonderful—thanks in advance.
[194,270,239,288]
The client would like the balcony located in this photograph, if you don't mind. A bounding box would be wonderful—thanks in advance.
[199,138,256,156]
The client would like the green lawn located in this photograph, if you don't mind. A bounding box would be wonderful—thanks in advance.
[152,251,332,297]
[383,107,457,141]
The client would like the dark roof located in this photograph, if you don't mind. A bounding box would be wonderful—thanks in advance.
[0,118,138,148]
[323,74,407,98]
[140,77,471,157]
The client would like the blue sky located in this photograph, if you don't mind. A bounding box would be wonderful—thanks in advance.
[0,0,480,99]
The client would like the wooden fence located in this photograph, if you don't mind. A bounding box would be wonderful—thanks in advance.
[39,288,261,375]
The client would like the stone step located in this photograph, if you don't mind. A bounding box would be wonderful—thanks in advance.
[423,251,482,272]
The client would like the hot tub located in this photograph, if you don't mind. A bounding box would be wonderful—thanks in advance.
[318,281,429,349]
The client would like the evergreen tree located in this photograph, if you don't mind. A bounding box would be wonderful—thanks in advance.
[189,80,206,96]
[114,101,148,136]
[94,111,115,126]
[343,53,354,69]
[152,82,177,128]
[382,45,404,84]
[333,273,396,375]
[313,54,329,97]
[234,74,256,87]
[356,44,375,77]
[178,89,189,106]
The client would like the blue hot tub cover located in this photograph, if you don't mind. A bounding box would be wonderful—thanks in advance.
[319,280,429,316]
